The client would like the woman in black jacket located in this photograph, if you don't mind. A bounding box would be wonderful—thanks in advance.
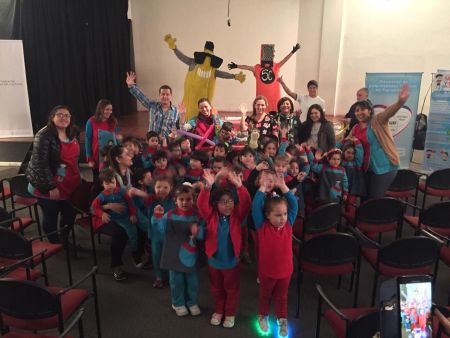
[26,105,80,243]
[297,104,335,152]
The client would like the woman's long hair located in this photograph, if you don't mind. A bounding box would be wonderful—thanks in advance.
[94,99,117,128]
[297,104,327,144]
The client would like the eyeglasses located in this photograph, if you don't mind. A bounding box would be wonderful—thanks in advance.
[218,199,234,205]
[55,112,71,119]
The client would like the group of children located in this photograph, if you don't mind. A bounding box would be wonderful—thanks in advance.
[88,112,366,337]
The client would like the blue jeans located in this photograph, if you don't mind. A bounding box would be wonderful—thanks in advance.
[37,198,75,243]
[169,270,199,307]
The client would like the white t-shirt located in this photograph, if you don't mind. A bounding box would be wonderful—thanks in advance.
[296,94,326,122]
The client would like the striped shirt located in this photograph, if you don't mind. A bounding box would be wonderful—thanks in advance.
[129,85,180,138]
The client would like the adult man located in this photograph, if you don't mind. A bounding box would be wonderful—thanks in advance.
[277,77,325,122]
[345,87,372,136]
[126,71,180,138]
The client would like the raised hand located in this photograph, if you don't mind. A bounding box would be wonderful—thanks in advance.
[239,103,247,117]
[228,170,242,188]
[203,169,215,188]
[228,62,238,70]
[292,43,301,54]
[297,171,307,182]
[126,71,136,88]
[153,204,164,216]
[315,149,325,161]
[164,34,177,50]
[398,83,410,105]
[256,161,270,172]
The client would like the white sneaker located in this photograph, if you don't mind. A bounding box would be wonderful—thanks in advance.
[223,316,235,328]
[258,315,269,333]
[188,304,201,316]
[278,318,288,337]
[172,304,189,317]
[210,313,222,326]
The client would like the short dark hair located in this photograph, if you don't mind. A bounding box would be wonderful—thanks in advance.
[168,140,181,151]
[307,80,318,88]
[211,187,234,209]
[239,146,255,158]
[153,150,168,162]
[146,131,159,141]
[264,196,288,215]
[134,168,152,183]
[173,184,194,198]
[190,150,209,167]
[354,100,374,115]
[214,142,229,154]
[221,121,234,132]
[159,85,172,94]
[99,168,116,184]
[212,156,227,166]
[154,175,174,187]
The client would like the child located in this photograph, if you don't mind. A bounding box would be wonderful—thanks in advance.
[212,142,229,159]
[288,158,310,215]
[199,169,251,328]
[214,121,239,146]
[152,150,172,178]
[185,150,208,184]
[152,185,204,317]
[122,136,144,171]
[340,138,365,213]
[308,148,349,204]
[91,168,140,279]
[238,147,256,182]
[141,131,160,169]
[252,174,298,337]
[211,156,228,175]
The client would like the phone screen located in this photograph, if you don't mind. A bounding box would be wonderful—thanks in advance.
[399,279,432,338]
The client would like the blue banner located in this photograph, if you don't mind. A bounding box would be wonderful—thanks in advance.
[423,70,450,170]
[365,73,422,169]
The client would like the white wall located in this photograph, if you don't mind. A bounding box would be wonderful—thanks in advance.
[129,0,300,111]
[130,0,450,116]
[335,0,450,116]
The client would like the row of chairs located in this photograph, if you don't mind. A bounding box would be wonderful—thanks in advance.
[291,196,450,318]
[0,177,102,337]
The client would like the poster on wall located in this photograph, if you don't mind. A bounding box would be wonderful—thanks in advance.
[365,73,422,169]
[423,70,450,171]
[0,40,33,138]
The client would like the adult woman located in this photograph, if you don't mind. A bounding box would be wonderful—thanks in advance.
[94,145,145,280]
[297,104,335,152]
[273,96,300,144]
[85,99,119,178]
[26,105,80,243]
[350,84,410,199]
[183,98,222,143]
[241,96,279,140]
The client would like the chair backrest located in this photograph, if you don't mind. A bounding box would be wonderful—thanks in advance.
[420,201,450,229]
[69,181,94,213]
[379,236,439,269]
[346,310,380,338]
[387,169,418,192]
[302,233,359,266]
[8,174,33,198]
[0,278,58,319]
[356,198,404,224]
[303,202,341,235]
[0,227,32,259]
[427,168,450,190]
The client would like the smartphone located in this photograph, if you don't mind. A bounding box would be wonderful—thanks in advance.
[398,275,433,338]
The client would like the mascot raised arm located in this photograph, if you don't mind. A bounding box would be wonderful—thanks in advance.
[164,34,245,120]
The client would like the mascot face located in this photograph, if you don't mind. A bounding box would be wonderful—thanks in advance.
[259,44,275,84]
[197,55,212,79]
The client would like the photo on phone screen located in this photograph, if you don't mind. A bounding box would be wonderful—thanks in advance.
[399,277,432,338]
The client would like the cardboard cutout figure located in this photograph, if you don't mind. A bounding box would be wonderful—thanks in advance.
[228,43,300,112]
[164,34,245,120]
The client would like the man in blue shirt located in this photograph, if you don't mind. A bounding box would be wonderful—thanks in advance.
[126,71,181,138]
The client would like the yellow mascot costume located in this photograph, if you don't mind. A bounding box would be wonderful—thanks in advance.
[164,34,245,120]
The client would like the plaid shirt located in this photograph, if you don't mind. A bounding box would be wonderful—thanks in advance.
[129,85,180,138]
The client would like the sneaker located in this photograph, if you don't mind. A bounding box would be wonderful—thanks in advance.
[278,318,288,337]
[258,315,269,333]
[240,252,252,265]
[112,267,126,281]
[133,255,144,269]
[210,313,223,326]
[188,304,201,316]
[223,316,235,328]
[152,278,164,288]
[172,304,189,317]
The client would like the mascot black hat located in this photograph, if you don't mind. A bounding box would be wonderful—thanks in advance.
[194,41,223,68]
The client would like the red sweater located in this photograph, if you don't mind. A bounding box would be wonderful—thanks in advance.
[258,221,293,279]
[197,185,251,259]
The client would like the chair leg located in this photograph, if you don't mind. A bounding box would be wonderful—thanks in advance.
[71,226,78,259]
[33,204,42,237]
[296,270,303,318]
[91,228,98,266]
[65,242,73,285]
[337,275,342,290]
[371,271,379,307]
[353,259,361,307]
[79,318,85,338]
[97,233,102,244]
[315,295,322,338]
[349,271,355,292]
[41,259,49,285]
[92,272,102,338]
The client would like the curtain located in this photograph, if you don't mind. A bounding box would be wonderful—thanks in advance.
[17,0,133,130]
